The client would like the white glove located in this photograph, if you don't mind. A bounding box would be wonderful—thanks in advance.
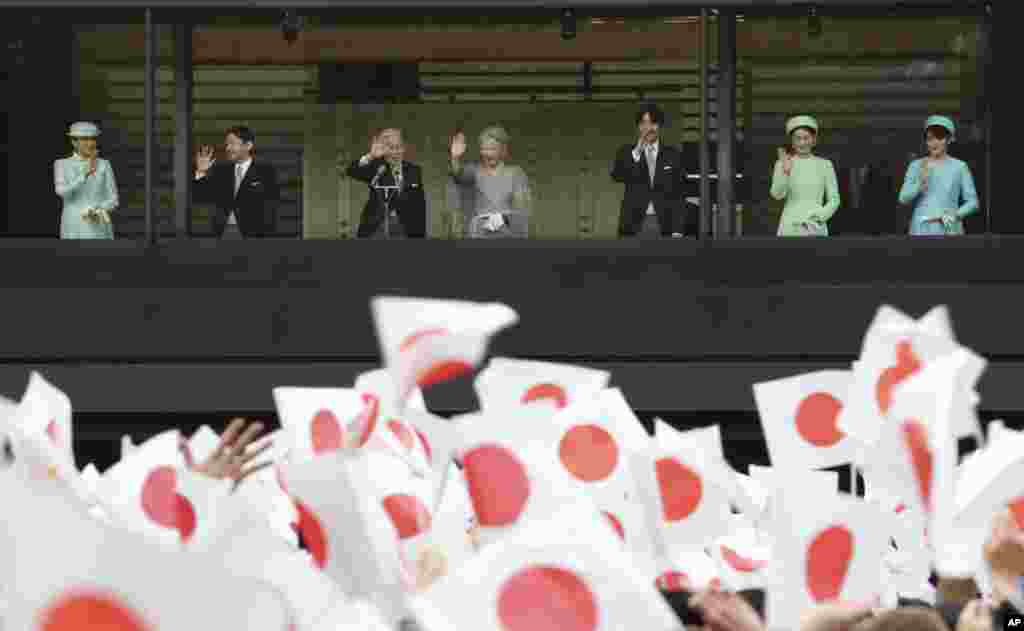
[97,208,112,224]
[486,213,505,231]
[81,207,97,222]
[940,214,957,231]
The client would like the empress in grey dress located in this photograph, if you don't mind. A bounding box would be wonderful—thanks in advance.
[53,154,119,239]
[449,162,531,238]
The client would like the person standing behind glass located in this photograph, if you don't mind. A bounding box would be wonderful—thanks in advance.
[898,115,978,235]
[770,115,840,236]
[448,126,531,238]
[53,122,119,239]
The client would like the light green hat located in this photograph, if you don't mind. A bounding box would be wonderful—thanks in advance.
[924,115,955,138]
[67,121,101,138]
[785,115,819,135]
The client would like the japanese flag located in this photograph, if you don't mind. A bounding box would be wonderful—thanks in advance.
[185,425,221,464]
[360,450,437,574]
[273,387,381,460]
[94,430,196,546]
[956,428,1024,530]
[767,487,889,631]
[753,370,857,470]
[655,546,722,592]
[460,439,593,547]
[409,502,682,631]
[837,305,963,448]
[356,368,432,475]
[9,371,74,480]
[280,449,408,610]
[371,296,518,406]
[712,533,772,592]
[654,420,746,514]
[0,472,293,631]
[474,357,610,412]
[207,507,344,630]
[629,442,731,551]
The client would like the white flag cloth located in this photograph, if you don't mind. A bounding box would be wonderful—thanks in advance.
[654,420,745,514]
[8,371,75,480]
[371,296,518,406]
[629,441,731,551]
[0,472,293,631]
[186,425,221,464]
[425,460,478,574]
[767,487,889,631]
[712,532,772,592]
[273,387,381,460]
[280,449,408,620]
[753,370,859,470]
[409,502,682,631]
[459,439,593,547]
[95,430,197,546]
[404,410,463,508]
[355,368,433,475]
[837,305,963,448]
[474,357,610,412]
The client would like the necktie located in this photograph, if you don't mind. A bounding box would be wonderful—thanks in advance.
[646,146,656,185]
[234,163,244,196]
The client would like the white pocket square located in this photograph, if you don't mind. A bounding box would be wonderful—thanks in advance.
[663,165,672,170]
[411,183,419,188]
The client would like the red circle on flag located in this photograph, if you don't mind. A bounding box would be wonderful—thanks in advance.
[721,545,767,572]
[176,494,196,543]
[794,392,845,447]
[351,394,380,448]
[462,444,531,527]
[655,457,703,522]
[382,493,433,539]
[559,425,619,482]
[901,420,933,512]
[400,328,448,352]
[497,566,598,631]
[388,420,415,451]
[46,419,61,446]
[806,525,853,602]
[521,383,568,409]
[415,429,433,462]
[602,511,625,541]
[310,410,344,455]
[656,571,691,592]
[875,340,922,413]
[295,499,328,569]
[40,591,151,631]
[140,466,180,529]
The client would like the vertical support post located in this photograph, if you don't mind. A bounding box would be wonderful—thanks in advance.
[174,22,194,238]
[715,8,737,238]
[699,8,712,238]
[144,8,158,245]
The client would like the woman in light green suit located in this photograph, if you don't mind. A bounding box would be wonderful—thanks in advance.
[53,122,119,239]
[770,115,840,236]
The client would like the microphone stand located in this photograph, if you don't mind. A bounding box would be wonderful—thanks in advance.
[371,174,401,239]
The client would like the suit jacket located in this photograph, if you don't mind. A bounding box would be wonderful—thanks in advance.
[347,158,427,238]
[192,158,280,238]
[610,143,694,236]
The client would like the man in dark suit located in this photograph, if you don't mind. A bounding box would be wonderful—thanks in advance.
[611,103,694,238]
[193,126,280,239]
[346,128,427,239]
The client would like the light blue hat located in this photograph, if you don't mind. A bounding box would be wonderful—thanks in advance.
[924,115,955,138]
[67,121,100,138]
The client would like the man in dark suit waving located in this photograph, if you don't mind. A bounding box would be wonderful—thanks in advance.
[611,103,692,238]
[193,126,280,239]
[346,128,427,239]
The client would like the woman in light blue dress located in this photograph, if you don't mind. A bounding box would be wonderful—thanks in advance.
[53,121,119,239]
[898,115,978,235]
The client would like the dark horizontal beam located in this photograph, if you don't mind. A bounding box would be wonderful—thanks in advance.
[0,359,1020,414]
[7,1,988,7]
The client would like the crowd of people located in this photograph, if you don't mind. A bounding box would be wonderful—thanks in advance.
[1,297,1021,630]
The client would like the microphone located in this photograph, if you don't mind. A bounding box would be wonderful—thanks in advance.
[371,163,387,187]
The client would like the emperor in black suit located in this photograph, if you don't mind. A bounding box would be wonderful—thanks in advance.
[346,128,427,238]
[610,103,694,237]
[193,126,280,238]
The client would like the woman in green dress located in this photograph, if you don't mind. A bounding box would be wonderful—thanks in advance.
[770,115,840,236]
